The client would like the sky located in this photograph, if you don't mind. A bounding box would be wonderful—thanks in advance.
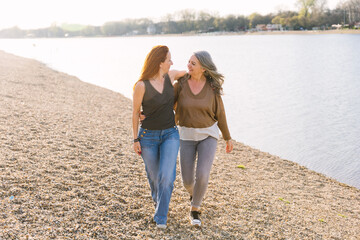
[0,0,341,30]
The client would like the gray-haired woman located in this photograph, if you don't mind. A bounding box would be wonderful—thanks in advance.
[174,51,234,227]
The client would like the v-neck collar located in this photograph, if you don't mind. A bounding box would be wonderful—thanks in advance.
[148,77,166,95]
[185,79,207,98]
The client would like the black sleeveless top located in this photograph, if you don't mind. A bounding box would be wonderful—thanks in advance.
[141,74,175,130]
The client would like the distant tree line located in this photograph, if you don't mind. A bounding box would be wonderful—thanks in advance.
[1,0,359,38]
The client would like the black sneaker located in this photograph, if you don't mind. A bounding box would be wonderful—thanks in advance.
[190,211,201,227]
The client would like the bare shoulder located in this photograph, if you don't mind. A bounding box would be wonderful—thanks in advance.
[133,81,145,98]
[134,81,145,90]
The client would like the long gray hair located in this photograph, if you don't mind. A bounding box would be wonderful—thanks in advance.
[194,51,224,95]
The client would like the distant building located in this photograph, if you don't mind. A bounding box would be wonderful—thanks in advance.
[256,24,282,31]
[256,24,267,31]
[355,22,360,29]
[147,25,156,35]
[266,24,282,31]
[26,33,35,38]
[331,24,342,29]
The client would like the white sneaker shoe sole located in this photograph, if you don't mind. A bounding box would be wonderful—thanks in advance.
[190,217,201,227]
[156,224,167,229]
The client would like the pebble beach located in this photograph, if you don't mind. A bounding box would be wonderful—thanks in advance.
[1,50,359,239]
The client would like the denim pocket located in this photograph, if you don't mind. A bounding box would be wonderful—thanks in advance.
[138,127,148,140]
[139,128,160,149]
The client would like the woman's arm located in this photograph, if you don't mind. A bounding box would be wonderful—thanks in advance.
[132,81,145,155]
[168,70,187,84]
[214,94,233,153]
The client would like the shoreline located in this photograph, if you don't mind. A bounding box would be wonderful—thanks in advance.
[110,29,360,38]
[100,29,360,37]
[1,50,359,239]
[243,29,360,35]
[1,29,359,40]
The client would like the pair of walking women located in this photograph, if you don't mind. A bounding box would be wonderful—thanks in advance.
[132,45,233,229]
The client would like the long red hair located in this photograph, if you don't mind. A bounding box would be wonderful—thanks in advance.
[135,45,169,88]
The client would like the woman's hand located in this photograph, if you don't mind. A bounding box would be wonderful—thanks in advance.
[134,142,142,156]
[225,139,234,153]
[139,112,146,122]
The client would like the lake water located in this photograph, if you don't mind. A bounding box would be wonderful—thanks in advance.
[1,34,359,189]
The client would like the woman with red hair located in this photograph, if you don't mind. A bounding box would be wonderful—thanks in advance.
[132,45,185,229]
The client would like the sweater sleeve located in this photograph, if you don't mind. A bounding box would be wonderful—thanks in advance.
[214,94,231,140]
[174,81,180,104]
[173,81,180,124]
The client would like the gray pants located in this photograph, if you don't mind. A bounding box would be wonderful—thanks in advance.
[180,136,218,208]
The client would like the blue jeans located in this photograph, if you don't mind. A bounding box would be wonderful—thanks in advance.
[139,126,179,225]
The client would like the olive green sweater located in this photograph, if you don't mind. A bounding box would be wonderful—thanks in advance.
[174,77,231,141]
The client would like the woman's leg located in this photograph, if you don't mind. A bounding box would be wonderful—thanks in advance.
[179,140,197,197]
[140,129,160,206]
[154,127,179,225]
[191,137,217,209]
